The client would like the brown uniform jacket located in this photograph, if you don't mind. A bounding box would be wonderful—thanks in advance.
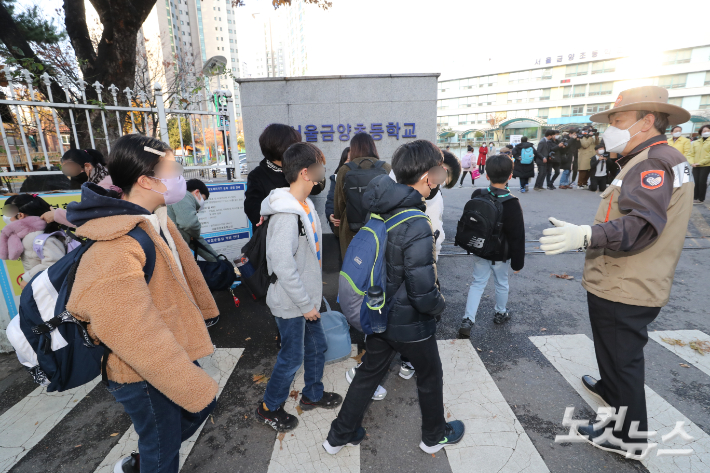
[66,215,220,413]
[334,156,391,257]
[582,135,694,307]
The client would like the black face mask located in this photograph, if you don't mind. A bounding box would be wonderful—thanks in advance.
[70,172,89,185]
[426,184,440,200]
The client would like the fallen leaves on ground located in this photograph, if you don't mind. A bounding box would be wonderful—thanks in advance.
[210,416,215,424]
[690,340,710,355]
[476,347,482,352]
[551,273,574,280]
[75,444,81,448]
[289,390,299,401]
[252,374,269,384]
[351,349,366,363]
[110,433,118,437]
[245,337,251,341]
[447,411,451,419]
[660,337,686,347]
[277,432,285,450]
[540,328,547,332]
[680,363,690,368]
[295,405,303,416]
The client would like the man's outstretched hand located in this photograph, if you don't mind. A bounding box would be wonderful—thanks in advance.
[539,217,592,255]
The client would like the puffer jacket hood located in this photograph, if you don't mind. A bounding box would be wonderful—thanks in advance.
[66,182,150,227]
[363,174,425,216]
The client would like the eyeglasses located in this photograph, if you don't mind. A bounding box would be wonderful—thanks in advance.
[421,166,447,186]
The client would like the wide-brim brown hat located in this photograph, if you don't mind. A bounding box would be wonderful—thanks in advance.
[590,86,691,126]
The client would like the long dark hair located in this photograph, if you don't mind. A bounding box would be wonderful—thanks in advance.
[259,124,302,164]
[335,147,350,174]
[350,133,379,160]
[5,194,60,232]
[108,134,172,196]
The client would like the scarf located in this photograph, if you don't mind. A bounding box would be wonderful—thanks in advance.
[0,216,47,260]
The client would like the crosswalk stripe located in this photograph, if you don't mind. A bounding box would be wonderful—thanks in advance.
[92,348,244,473]
[649,330,710,377]
[439,340,550,473]
[530,334,710,472]
[0,377,100,473]
[267,345,359,473]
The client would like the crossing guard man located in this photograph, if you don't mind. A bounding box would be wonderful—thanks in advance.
[539,86,693,458]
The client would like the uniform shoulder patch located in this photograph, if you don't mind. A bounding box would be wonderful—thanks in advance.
[640,170,665,190]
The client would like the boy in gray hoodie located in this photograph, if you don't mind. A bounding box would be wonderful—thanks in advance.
[255,142,343,432]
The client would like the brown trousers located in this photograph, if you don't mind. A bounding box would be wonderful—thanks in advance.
[577,170,590,187]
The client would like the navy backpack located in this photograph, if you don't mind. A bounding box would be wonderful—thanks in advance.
[338,209,428,334]
[6,227,155,392]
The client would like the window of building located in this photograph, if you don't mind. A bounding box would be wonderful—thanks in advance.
[572,84,586,97]
[571,105,585,116]
[508,70,530,84]
[478,94,495,106]
[479,75,496,87]
[587,103,611,114]
[591,60,616,74]
[541,68,553,80]
[459,97,472,108]
[655,74,687,89]
[460,78,475,90]
[663,49,692,65]
[668,97,683,107]
[541,88,551,101]
[458,114,469,124]
[528,89,542,102]
[539,108,549,119]
[562,86,572,99]
[700,95,710,109]
[565,63,589,78]
[561,106,571,117]
[588,81,613,96]
[508,90,528,103]
[705,72,710,86]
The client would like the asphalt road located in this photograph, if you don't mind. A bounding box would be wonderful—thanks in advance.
[2,179,710,473]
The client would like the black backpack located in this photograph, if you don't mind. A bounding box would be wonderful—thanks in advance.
[236,216,304,300]
[344,159,388,231]
[454,190,516,260]
[190,239,237,292]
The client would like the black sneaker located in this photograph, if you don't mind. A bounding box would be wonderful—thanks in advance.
[548,185,556,190]
[113,451,139,473]
[459,318,475,338]
[493,311,510,324]
[322,426,367,454]
[419,420,466,453]
[576,423,648,460]
[581,375,608,405]
[255,402,299,432]
[300,392,343,411]
[205,316,219,328]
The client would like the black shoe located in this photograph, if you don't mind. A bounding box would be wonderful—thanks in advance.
[533,187,544,191]
[114,451,140,473]
[205,316,219,328]
[419,420,466,453]
[299,392,343,411]
[581,375,608,405]
[322,426,367,454]
[459,318,475,338]
[576,423,648,460]
[493,311,510,324]
[255,402,299,432]
[548,185,556,190]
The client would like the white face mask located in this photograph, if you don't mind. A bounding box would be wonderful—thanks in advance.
[2,215,11,225]
[554,135,560,140]
[672,132,681,138]
[598,149,605,155]
[196,193,205,210]
[703,131,710,138]
[601,119,643,154]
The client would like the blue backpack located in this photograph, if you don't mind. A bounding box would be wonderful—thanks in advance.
[320,297,351,364]
[520,147,534,164]
[338,209,429,335]
[6,227,155,392]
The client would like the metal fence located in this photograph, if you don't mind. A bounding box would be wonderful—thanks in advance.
[0,65,240,190]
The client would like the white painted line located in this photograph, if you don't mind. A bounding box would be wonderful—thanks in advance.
[92,348,244,473]
[267,345,359,473]
[530,334,710,472]
[439,339,550,473]
[649,330,710,377]
[0,378,100,473]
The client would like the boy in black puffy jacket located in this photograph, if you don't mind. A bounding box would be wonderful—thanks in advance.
[324,140,466,456]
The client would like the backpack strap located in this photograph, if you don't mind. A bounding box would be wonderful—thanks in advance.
[33,231,68,261]
[384,209,429,232]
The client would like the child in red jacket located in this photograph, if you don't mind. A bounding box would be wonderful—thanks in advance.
[477,145,488,173]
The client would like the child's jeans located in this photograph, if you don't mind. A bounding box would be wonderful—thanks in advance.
[463,256,510,322]
[560,169,571,186]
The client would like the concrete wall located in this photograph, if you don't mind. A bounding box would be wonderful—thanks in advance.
[237,73,439,231]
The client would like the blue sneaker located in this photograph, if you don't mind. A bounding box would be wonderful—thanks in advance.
[322,427,367,454]
[520,187,527,193]
[419,420,466,453]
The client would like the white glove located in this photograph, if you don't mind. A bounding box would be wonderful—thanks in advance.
[539,217,592,255]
